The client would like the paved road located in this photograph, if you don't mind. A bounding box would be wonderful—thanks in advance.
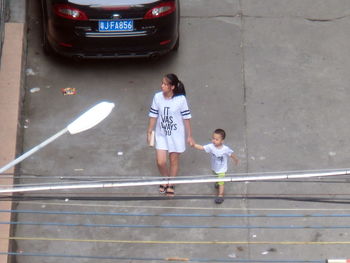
[9,0,350,262]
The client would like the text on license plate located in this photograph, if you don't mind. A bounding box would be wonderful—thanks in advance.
[99,20,134,32]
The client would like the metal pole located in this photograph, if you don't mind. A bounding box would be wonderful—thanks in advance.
[0,128,68,174]
[0,169,349,194]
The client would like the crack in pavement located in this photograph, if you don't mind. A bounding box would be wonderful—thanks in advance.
[182,14,350,22]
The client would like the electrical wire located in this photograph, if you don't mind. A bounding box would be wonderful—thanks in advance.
[4,208,350,218]
[14,201,350,211]
[4,236,350,245]
[2,194,350,204]
[0,252,325,263]
[3,220,350,229]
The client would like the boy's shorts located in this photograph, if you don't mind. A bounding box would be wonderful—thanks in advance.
[213,171,226,186]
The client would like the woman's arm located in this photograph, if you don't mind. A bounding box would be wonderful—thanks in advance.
[184,119,195,146]
[147,117,157,145]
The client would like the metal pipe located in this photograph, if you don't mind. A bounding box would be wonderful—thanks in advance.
[0,128,68,174]
[0,169,349,194]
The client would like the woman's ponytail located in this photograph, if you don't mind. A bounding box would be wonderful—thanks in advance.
[166,73,186,97]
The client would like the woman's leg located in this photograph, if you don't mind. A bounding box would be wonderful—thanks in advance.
[166,152,180,196]
[169,152,180,177]
[156,149,169,177]
[156,149,169,193]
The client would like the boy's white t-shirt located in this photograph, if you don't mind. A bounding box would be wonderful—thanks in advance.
[203,143,234,173]
[149,92,191,152]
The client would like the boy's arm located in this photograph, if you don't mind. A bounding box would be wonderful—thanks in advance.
[192,143,205,151]
[230,153,240,165]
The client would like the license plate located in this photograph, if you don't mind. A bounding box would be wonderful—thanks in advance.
[98,20,134,32]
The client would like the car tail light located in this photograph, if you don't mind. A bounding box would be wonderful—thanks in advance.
[54,4,88,20]
[144,2,176,19]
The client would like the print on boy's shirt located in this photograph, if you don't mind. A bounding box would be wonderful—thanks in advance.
[161,107,177,136]
[212,154,224,164]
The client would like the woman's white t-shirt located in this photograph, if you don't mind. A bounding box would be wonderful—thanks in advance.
[149,92,191,153]
[203,143,234,173]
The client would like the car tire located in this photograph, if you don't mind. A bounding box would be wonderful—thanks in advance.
[40,3,53,56]
[173,36,179,51]
[42,22,53,55]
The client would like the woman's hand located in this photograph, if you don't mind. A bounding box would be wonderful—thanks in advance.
[147,130,154,146]
[187,136,195,147]
[147,131,151,145]
[147,117,157,146]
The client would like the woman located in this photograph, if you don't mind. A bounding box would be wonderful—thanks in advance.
[147,73,195,196]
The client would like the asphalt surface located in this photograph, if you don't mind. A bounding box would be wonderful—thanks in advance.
[6,0,350,262]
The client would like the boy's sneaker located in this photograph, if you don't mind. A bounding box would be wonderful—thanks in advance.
[215,196,224,204]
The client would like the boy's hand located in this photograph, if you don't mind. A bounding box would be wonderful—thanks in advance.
[231,154,240,166]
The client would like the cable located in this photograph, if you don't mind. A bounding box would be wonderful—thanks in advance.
[2,194,350,204]
[0,252,325,263]
[3,208,350,218]
[15,201,350,211]
[2,220,350,230]
[3,236,350,245]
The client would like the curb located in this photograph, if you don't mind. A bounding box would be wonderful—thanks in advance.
[0,22,25,263]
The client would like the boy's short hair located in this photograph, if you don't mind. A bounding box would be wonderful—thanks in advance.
[214,128,226,140]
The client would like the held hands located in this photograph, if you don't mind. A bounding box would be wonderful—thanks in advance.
[187,136,195,147]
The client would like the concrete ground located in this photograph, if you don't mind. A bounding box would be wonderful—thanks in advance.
[3,0,350,262]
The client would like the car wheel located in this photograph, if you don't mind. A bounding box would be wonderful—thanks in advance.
[173,36,179,51]
[42,22,53,55]
[40,3,53,56]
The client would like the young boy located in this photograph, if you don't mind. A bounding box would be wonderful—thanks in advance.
[192,129,240,204]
